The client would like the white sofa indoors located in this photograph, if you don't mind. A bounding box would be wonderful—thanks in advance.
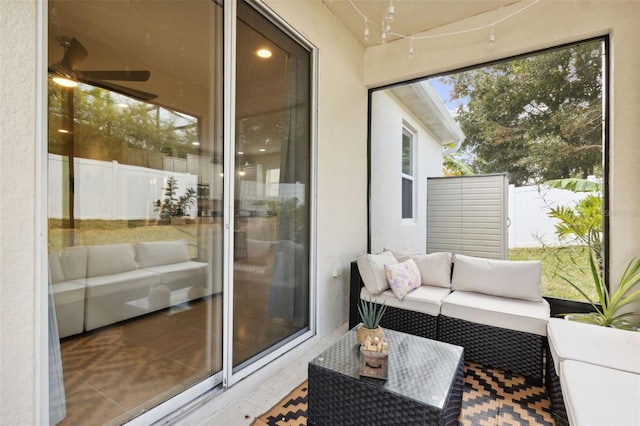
[546,317,640,425]
[49,239,212,337]
[350,250,550,383]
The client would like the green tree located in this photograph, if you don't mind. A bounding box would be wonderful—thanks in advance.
[48,78,198,163]
[447,40,603,186]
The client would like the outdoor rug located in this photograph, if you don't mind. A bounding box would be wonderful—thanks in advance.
[252,362,554,425]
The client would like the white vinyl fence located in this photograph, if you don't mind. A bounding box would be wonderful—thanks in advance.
[508,184,589,248]
[48,154,198,220]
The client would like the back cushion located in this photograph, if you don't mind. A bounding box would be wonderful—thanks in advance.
[410,252,452,288]
[356,251,398,295]
[59,246,88,280]
[87,244,138,277]
[136,239,190,268]
[48,251,66,284]
[451,254,542,301]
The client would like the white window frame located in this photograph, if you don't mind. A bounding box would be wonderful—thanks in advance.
[401,125,416,221]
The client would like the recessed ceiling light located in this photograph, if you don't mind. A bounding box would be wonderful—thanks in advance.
[256,49,272,59]
[238,151,244,155]
[259,148,266,152]
[52,76,78,88]
[116,103,129,108]
[58,129,69,134]
[192,141,200,146]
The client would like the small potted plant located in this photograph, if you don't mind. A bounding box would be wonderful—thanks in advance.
[153,176,196,225]
[356,297,387,344]
[561,248,640,330]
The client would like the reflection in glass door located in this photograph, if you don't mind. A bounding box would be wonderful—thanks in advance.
[47,1,224,424]
[232,1,312,370]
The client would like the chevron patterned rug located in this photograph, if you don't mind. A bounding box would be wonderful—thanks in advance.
[252,362,554,425]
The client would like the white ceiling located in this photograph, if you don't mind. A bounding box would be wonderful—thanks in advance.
[321,0,520,48]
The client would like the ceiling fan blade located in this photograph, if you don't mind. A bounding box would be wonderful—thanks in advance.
[76,70,151,82]
[79,77,158,101]
[61,38,88,71]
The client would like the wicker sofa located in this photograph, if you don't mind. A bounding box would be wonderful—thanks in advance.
[50,239,213,337]
[546,318,640,425]
[349,251,550,384]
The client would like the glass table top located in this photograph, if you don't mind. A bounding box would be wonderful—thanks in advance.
[309,327,464,409]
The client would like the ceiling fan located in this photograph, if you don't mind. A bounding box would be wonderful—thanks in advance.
[49,36,158,101]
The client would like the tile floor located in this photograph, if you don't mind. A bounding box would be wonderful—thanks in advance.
[58,271,305,426]
[170,324,348,425]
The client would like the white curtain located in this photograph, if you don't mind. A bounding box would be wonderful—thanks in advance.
[48,270,66,424]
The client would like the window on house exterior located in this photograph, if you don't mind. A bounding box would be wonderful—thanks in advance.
[402,127,415,219]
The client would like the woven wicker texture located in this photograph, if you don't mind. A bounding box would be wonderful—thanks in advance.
[438,315,545,384]
[308,328,464,426]
[545,346,569,426]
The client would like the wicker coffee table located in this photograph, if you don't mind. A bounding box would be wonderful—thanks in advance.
[308,327,464,426]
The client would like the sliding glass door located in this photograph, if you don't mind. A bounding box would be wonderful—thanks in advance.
[231,1,312,372]
[47,1,224,424]
[47,0,313,423]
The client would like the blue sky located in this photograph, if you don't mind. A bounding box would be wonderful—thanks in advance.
[428,77,467,115]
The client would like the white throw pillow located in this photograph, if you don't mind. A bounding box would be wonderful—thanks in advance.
[385,258,422,300]
[451,254,542,301]
[410,252,452,288]
[87,244,138,277]
[356,251,398,295]
[59,246,88,280]
[136,239,191,267]
[384,248,418,263]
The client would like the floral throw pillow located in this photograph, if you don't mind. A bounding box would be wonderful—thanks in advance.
[384,258,422,300]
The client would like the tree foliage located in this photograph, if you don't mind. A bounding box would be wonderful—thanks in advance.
[447,40,603,186]
[48,78,198,165]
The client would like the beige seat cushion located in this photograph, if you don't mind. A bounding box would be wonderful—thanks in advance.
[441,290,549,336]
[361,285,451,317]
[547,318,640,375]
[560,360,640,426]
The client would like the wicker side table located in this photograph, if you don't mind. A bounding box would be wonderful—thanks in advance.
[308,327,464,426]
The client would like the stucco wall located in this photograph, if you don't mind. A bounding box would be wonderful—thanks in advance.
[370,89,444,254]
[1,0,41,424]
[364,0,640,291]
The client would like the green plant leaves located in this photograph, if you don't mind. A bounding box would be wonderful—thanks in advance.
[358,297,387,329]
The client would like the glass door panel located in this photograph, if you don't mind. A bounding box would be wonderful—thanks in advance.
[232,1,312,370]
[47,1,224,424]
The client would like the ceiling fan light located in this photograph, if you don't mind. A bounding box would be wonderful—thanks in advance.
[52,76,78,88]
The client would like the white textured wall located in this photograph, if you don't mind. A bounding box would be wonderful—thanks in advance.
[370,90,444,254]
[0,0,40,424]
[365,0,640,291]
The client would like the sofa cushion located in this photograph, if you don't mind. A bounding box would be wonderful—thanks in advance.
[441,290,550,336]
[142,261,208,291]
[560,360,640,426]
[384,258,421,300]
[361,285,450,317]
[451,254,542,301]
[547,317,640,375]
[384,248,418,262]
[356,251,398,295]
[410,252,452,288]
[136,239,191,268]
[59,246,88,280]
[87,244,138,278]
[48,251,66,284]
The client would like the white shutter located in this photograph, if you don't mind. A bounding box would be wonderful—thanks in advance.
[427,174,508,259]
